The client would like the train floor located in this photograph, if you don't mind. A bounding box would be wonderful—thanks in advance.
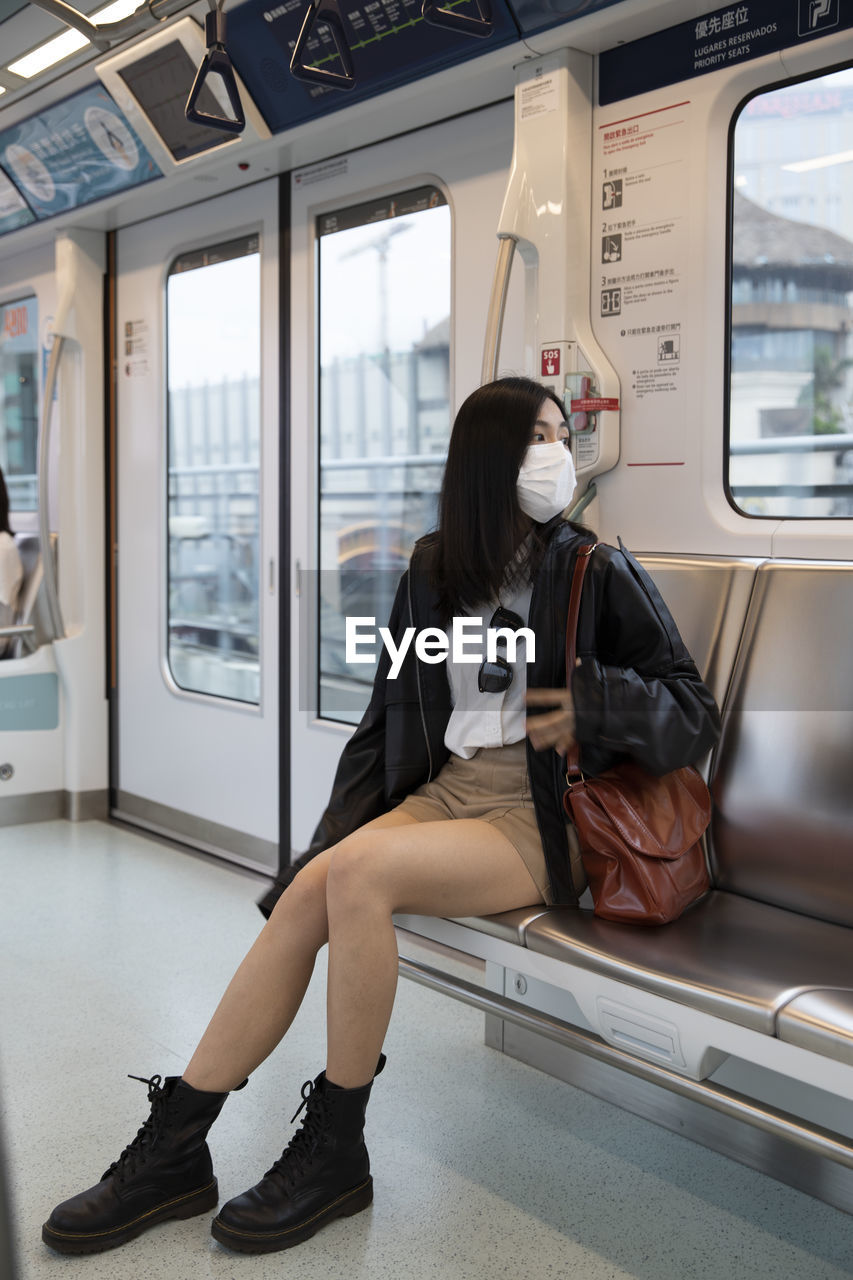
[2,818,852,1280]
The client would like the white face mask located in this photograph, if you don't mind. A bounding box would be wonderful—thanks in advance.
[516,440,576,523]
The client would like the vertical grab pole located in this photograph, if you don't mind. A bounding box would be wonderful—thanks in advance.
[38,333,65,640]
[481,235,517,386]
[487,50,621,488]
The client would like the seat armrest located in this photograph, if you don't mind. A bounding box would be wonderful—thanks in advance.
[777,990,853,1068]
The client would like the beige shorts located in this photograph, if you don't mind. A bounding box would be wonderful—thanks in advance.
[393,739,581,907]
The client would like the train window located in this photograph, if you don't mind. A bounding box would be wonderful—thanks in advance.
[317,185,451,724]
[165,234,261,703]
[0,296,38,513]
[729,68,853,518]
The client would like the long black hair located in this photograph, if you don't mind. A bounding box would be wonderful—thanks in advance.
[431,376,567,622]
[0,466,11,536]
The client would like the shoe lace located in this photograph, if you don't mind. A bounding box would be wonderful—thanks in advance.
[103,1074,171,1184]
[265,1078,331,1187]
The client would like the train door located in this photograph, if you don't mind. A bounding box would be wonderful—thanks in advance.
[288,102,525,853]
[114,181,279,870]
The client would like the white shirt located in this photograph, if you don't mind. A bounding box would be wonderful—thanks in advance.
[0,531,23,656]
[443,568,534,760]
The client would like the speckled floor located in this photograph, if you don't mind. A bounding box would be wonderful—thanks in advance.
[1,819,852,1280]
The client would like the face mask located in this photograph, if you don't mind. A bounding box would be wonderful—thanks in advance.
[516,440,576,523]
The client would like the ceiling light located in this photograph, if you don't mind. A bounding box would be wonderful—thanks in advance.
[8,27,89,78]
[93,0,143,21]
[783,149,853,174]
[4,0,141,80]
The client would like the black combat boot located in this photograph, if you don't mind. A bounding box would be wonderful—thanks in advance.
[211,1055,386,1254]
[43,1072,245,1255]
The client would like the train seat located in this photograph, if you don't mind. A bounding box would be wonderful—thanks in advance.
[520,894,853,1038]
[621,554,758,718]
[448,551,766,955]
[513,558,853,1055]
[395,555,853,1207]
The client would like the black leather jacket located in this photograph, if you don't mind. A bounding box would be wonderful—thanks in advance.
[261,523,720,913]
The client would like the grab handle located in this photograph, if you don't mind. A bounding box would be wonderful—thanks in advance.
[422,0,493,38]
[566,480,597,524]
[38,336,65,641]
[481,235,516,385]
[290,0,355,90]
[185,6,246,134]
[0,624,37,657]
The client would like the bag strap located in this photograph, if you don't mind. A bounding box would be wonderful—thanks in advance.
[564,542,597,777]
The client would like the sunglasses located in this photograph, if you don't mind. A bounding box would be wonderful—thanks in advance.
[478,606,525,694]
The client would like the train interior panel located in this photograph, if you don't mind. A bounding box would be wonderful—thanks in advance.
[1,0,852,1274]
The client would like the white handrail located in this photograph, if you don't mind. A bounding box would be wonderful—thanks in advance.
[25,0,184,49]
[481,235,516,386]
[38,337,65,641]
[25,0,110,48]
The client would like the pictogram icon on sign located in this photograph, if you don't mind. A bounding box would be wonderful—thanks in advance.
[541,348,561,376]
[601,288,621,317]
[603,179,622,210]
[798,0,839,36]
[602,234,622,264]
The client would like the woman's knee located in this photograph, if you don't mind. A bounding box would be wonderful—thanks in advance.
[326,833,386,911]
[269,855,330,942]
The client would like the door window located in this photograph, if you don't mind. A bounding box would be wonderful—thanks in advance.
[166,235,261,702]
[317,185,451,724]
[0,296,38,512]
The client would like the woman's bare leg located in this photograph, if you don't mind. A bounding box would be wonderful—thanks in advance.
[324,817,543,1089]
[183,808,541,1095]
[182,850,334,1092]
[181,809,424,1093]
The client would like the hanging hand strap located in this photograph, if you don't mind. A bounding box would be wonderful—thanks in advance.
[564,542,597,779]
[422,0,493,38]
[185,7,246,134]
[290,0,356,90]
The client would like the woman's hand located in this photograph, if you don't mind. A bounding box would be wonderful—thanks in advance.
[525,683,577,756]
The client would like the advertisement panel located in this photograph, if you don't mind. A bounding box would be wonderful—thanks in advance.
[0,84,161,223]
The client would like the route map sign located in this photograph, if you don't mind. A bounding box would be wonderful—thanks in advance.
[228,0,519,133]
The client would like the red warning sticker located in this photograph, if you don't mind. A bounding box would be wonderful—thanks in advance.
[570,397,620,412]
[541,348,561,376]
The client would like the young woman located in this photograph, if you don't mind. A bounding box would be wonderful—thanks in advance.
[0,466,23,658]
[43,377,720,1257]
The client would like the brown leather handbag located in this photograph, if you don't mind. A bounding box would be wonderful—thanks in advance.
[561,543,712,926]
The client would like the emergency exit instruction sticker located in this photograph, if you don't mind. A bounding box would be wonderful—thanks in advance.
[594,97,690,464]
[520,71,558,120]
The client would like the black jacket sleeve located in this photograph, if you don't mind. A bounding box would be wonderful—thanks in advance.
[571,541,721,777]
